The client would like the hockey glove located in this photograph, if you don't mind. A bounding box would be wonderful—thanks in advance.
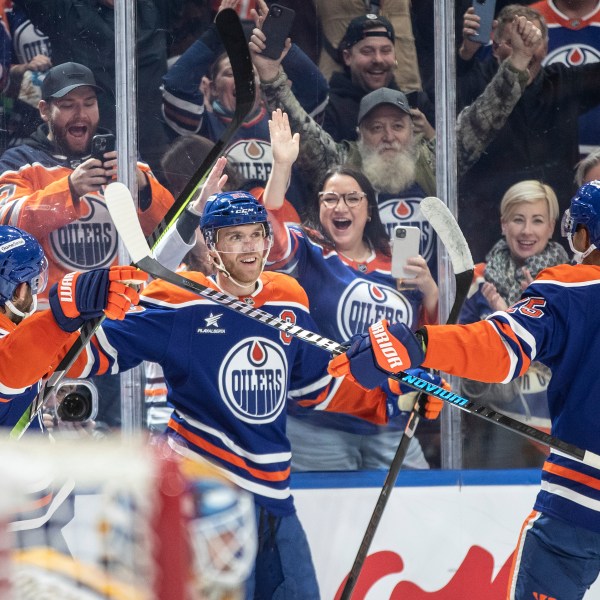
[50,265,147,332]
[387,368,449,420]
[328,320,426,390]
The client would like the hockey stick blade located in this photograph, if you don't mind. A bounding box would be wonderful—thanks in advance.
[147,8,255,249]
[340,197,474,600]
[105,183,600,471]
[10,10,254,438]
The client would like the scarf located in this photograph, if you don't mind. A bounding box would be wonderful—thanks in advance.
[484,239,569,305]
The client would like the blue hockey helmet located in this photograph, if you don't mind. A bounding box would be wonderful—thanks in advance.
[0,226,48,305]
[200,191,270,246]
[562,180,600,250]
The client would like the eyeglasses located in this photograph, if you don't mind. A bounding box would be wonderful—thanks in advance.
[318,191,367,208]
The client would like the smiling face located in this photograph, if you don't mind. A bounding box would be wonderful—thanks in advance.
[319,173,370,255]
[342,29,396,91]
[501,199,555,263]
[212,223,269,292]
[358,105,413,154]
[39,86,99,156]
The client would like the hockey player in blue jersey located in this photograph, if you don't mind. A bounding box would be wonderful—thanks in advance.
[329,179,600,599]
[0,224,145,429]
[69,190,446,599]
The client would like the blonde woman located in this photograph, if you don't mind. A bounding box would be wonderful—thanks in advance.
[460,180,569,468]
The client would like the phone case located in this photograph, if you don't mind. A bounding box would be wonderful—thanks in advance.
[469,0,496,45]
[261,4,296,60]
[391,226,421,279]
[91,134,115,160]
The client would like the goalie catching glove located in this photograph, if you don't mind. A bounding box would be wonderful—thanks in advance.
[386,368,448,421]
[328,320,426,390]
[49,266,147,332]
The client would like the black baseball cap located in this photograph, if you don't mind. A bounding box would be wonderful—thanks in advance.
[41,62,101,100]
[358,88,411,123]
[339,14,395,52]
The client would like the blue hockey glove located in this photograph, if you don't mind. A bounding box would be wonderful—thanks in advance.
[328,320,426,390]
[385,368,448,420]
[50,266,147,332]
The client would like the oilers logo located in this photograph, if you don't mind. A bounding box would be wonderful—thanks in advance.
[377,196,434,265]
[544,44,600,67]
[337,280,414,339]
[219,337,288,424]
[49,194,117,270]
[225,139,273,182]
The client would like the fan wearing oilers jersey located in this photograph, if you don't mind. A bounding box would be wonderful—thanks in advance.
[67,190,411,599]
[329,180,600,600]
[259,108,443,471]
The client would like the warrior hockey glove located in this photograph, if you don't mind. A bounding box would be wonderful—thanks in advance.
[328,320,425,390]
[50,266,147,332]
[387,368,448,420]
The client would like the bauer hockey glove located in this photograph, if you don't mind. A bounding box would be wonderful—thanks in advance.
[50,265,147,332]
[328,320,426,390]
[386,368,448,420]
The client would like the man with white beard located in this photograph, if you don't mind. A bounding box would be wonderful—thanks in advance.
[250,14,544,277]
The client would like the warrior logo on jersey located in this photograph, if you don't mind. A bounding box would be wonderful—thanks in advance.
[377,196,434,265]
[225,139,273,182]
[544,44,600,67]
[219,337,287,424]
[49,194,117,270]
[337,280,414,339]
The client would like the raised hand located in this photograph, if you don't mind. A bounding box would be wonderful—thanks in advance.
[269,109,299,166]
[508,16,543,73]
[481,281,508,311]
[189,156,229,216]
[249,24,291,81]
[458,7,491,61]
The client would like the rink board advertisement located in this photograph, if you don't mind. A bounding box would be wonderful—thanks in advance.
[293,469,600,600]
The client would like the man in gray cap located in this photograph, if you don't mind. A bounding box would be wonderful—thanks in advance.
[322,13,434,143]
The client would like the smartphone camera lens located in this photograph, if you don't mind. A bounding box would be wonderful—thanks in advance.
[271,5,282,17]
[396,228,406,239]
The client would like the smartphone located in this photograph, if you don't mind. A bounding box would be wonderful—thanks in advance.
[91,133,116,161]
[468,0,496,45]
[261,4,295,60]
[391,226,421,279]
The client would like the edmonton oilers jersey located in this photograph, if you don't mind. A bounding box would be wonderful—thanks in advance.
[533,0,600,151]
[376,183,437,281]
[425,264,600,533]
[268,222,426,434]
[76,271,384,516]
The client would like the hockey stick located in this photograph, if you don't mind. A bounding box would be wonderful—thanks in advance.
[338,198,474,600]
[9,9,255,439]
[104,181,600,471]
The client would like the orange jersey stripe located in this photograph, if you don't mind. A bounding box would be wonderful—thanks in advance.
[169,419,290,483]
[543,462,600,491]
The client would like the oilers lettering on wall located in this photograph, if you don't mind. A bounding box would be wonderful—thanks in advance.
[219,337,288,424]
[225,139,273,182]
[377,196,434,264]
[49,194,117,270]
[337,280,413,339]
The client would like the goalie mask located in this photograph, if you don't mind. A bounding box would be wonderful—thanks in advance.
[200,191,273,289]
[562,180,600,262]
[184,460,257,600]
[0,226,48,319]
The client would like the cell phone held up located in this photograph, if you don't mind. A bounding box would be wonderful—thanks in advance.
[261,4,296,60]
[391,225,421,280]
[468,0,496,45]
[91,133,115,162]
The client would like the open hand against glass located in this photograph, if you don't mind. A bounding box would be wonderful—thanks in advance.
[269,109,299,166]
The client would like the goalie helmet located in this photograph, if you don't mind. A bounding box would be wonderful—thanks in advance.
[0,225,47,305]
[182,458,257,600]
[200,191,271,247]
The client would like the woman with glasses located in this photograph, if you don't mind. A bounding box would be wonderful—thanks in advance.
[262,110,440,471]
